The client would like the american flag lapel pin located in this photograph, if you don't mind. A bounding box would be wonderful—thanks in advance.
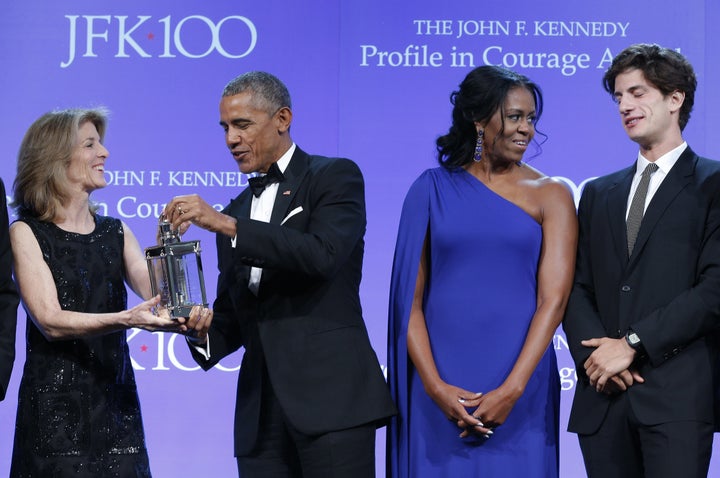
[282,190,291,195]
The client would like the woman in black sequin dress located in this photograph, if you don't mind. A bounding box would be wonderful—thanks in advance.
[7,109,200,477]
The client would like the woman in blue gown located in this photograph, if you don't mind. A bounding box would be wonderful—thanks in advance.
[387,66,578,477]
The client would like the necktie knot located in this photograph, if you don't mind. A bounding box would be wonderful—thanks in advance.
[248,162,285,198]
[641,162,659,177]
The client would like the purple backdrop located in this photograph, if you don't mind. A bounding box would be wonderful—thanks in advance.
[2,1,720,476]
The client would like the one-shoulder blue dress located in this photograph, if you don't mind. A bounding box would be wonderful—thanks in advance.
[387,167,559,477]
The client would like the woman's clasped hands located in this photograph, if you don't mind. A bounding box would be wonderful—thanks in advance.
[428,381,495,439]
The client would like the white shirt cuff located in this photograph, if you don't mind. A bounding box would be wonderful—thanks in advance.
[188,335,210,360]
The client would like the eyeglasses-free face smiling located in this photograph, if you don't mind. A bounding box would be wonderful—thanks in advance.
[479,86,537,165]
[612,67,684,151]
[67,121,109,193]
[219,91,291,175]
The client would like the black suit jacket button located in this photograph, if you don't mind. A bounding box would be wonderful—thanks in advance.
[621,285,631,292]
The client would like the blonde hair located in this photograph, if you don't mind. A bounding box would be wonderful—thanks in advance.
[13,108,108,221]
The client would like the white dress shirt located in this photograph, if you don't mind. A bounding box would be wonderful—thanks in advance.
[625,142,687,219]
[246,143,295,295]
[192,144,296,358]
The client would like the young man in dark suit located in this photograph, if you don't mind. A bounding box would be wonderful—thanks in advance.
[165,71,396,477]
[0,178,19,402]
[564,43,720,478]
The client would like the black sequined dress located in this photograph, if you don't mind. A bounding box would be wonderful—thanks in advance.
[10,215,151,477]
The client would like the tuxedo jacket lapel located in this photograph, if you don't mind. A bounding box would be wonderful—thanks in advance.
[228,191,252,219]
[227,191,253,284]
[270,149,309,225]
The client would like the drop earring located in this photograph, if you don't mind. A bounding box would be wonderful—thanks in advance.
[473,130,484,162]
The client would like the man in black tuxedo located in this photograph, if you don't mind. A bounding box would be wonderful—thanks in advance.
[165,71,396,477]
[0,178,19,401]
[564,44,720,478]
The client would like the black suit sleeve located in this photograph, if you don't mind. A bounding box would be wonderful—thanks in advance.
[187,225,246,370]
[234,158,365,279]
[633,168,720,366]
[563,181,608,378]
[0,179,19,400]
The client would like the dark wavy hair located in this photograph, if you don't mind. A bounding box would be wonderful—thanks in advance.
[436,65,544,169]
[603,43,696,131]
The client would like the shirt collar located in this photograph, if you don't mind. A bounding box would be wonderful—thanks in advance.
[636,141,687,175]
[274,143,296,174]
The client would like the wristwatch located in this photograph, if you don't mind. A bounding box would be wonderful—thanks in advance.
[625,329,642,350]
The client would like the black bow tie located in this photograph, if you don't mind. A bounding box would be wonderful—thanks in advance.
[248,162,285,198]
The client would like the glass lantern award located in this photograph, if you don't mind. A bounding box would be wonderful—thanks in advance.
[145,219,208,318]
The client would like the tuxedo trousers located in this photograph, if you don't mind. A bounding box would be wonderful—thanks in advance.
[236,365,376,478]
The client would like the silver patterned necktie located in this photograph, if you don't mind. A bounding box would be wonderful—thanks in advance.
[626,162,659,256]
